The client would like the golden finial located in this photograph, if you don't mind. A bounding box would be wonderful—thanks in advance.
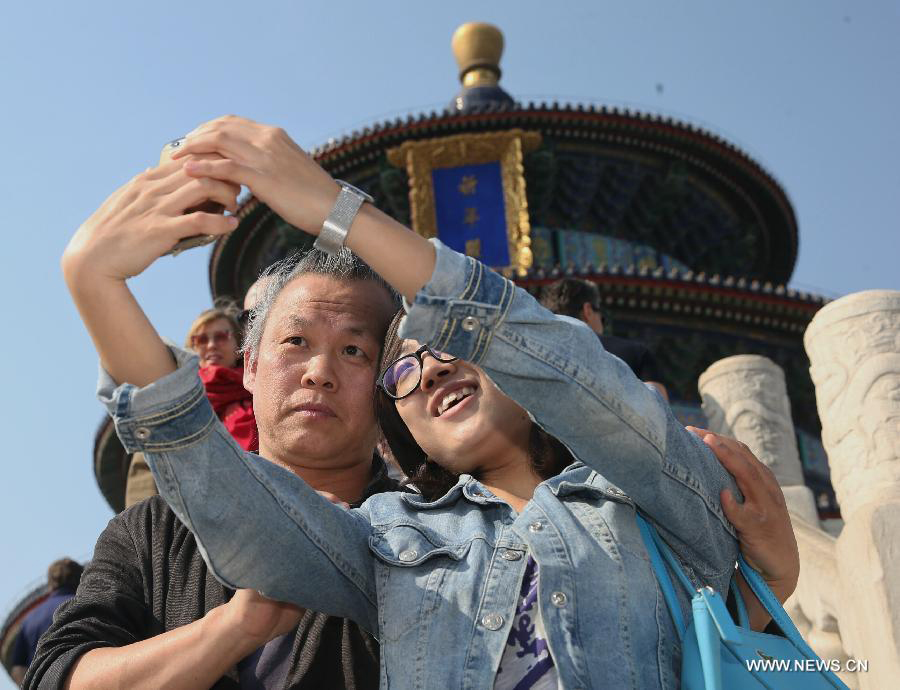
[452,22,504,88]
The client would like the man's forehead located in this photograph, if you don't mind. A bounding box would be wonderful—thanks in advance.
[283,312,372,337]
[244,275,274,310]
[270,274,390,337]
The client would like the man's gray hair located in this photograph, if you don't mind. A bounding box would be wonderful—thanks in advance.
[242,248,400,363]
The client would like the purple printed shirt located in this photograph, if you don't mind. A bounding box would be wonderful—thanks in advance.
[494,557,560,690]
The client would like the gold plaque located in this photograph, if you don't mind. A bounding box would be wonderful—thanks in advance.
[388,129,541,276]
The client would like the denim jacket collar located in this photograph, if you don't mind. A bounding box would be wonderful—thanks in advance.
[398,464,630,511]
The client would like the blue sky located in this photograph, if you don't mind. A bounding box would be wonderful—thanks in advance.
[1,1,897,683]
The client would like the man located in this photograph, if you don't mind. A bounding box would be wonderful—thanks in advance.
[27,249,401,689]
[539,278,669,400]
[10,559,83,685]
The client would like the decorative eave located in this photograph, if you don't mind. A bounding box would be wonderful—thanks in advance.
[1,585,48,674]
[93,416,128,513]
[312,103,777,186]
[308,102,797,282]
[520,264,826,337]
[207,196,278,300]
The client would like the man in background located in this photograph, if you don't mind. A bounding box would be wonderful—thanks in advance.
[540,278,669,400]
[10,558,83,684]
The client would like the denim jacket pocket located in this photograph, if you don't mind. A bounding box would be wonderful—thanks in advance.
[369,523,473,642]
[430,302,504,364]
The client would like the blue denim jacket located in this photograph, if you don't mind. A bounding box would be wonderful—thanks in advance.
[99,240,739,689]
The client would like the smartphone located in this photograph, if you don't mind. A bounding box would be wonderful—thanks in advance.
[160,137,230,257]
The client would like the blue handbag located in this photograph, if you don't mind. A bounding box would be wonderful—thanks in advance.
[636,515,848,689]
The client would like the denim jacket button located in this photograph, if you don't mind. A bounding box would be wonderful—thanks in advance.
[481,613,504,630]
[550,591,568,607]
[398,549,418,563]
[500,549,522,561]
[461,316,479,332]
[528,521,544,532]
[135,427,151,441]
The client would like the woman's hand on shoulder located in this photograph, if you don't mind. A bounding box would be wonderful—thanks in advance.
[687,426,800,602]
[62,155,240,286]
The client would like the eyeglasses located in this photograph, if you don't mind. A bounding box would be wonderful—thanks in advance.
[190,330,234,348]
[379,344,458,400]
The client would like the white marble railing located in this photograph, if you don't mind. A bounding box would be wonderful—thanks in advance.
[701,288,900,688]
[698,353,861,687]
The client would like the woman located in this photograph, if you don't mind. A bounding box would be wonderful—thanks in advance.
[63,116,799,689]
[127,305,257,507]
[186,306,258,452]
[185,307,242,369]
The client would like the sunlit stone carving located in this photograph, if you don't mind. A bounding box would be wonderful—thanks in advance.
[699,354,806,488]
[805,290,900,519]
[805,289,900,688]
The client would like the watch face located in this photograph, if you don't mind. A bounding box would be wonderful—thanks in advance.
[336,180,374,203]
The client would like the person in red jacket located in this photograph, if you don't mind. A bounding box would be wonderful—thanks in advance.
[185,306,258,452]
[126,305,260,507]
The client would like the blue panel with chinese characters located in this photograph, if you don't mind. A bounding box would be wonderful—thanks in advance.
[432,162,510,266]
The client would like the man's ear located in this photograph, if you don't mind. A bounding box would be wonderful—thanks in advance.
[581,301,593,323]
[243,350,256,392]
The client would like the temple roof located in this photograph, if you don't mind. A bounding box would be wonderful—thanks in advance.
[319,103,796,278]
[207,20,800,298]
[208,102,800,299]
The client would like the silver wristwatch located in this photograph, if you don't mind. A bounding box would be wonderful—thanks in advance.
[313,180,374,255]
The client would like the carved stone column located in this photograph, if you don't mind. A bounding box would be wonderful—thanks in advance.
[698,354,818,522]
[786,518,858,688]
[805,289,900,687]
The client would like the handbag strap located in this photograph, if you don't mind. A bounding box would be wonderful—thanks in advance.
[729,576,750,628]
[738,556,808,641]
[736,558,832,659]
[636,515,688,637]
[637,515,697,595]
[639,519,848,690]
[639,516,749,637]
[738,557,847,688]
